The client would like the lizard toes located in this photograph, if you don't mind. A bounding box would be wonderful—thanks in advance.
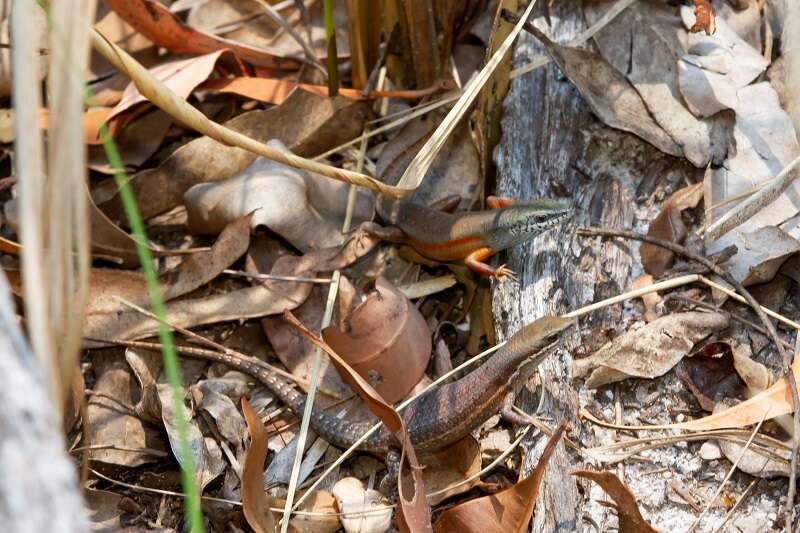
[494,265,518,282]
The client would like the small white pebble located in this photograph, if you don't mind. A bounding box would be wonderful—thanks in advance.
[675,413,685,422]
[699,441,722,461]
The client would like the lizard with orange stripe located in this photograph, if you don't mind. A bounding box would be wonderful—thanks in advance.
[364,195,573,279]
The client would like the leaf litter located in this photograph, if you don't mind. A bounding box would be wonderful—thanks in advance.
[9,0,800,531]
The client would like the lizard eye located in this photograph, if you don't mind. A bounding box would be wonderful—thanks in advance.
[535,214,547,223]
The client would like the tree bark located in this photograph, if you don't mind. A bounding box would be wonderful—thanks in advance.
[493,1,697,530]
[0,270,88,532]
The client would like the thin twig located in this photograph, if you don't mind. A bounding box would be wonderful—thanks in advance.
[577,226,800,526]
[711,479,759,533]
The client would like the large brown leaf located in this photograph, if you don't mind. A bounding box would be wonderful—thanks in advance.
[432,422,567,533]
[323,277,432,403]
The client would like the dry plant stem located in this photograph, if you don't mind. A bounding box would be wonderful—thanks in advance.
[279,272,340,533]
[703,155,800,241]
[313,91,462,160]
[688,413,767,532]
[698,275,800,330]
[564,274,700,318]
[578,226,800,525]
[790,331,800,527]
[711,479,759,533]
[89,30,402,197]
[426,425,533,499]
[92,467,396,518]
[47,0,92,408]
[396,0,539,190]
[13,0,55,407]
[282,131,366,529]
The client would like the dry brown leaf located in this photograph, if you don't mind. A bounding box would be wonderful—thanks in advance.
[85,229,380,345]
[104,0,301,70]
[88,109,172,172]
[80,213,251,321]
[85,350,166,467]
[157,381,225,490]
[376,114,480,209]
[432,422,567,533]
[573,312,729,388]
[475,0,520,179]
[95,89,372,222]
[108,50,242,120]
[572,470,660,533]
[723,226,800,286]
[202,76,450,105]
[732,343,773,392]
[284,312,432,532]
[420,435,481,506]
[675,342,748,411]
[691,0,716,35]
[641,183,703,276]
[241,397,277,533]
[529,28,682,159]
[323,277,432,403]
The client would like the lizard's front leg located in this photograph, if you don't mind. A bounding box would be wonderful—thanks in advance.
[464,247,517,281]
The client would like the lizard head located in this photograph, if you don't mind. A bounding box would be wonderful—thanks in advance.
[511,315,574,368]
[490,199,574,250]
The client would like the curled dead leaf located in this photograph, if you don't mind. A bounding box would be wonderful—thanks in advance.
[676,341,748,411]
[323,277,432,403]
[432,422,567,533]
[104,0,301,70]
[641,183,703,277]
[331,477,392,533]
[420,435,481,506]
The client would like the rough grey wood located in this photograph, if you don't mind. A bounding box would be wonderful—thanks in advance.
[0,270,88,532]
[493,1,697,530]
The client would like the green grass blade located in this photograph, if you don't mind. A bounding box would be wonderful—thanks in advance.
[95,117,205,533]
